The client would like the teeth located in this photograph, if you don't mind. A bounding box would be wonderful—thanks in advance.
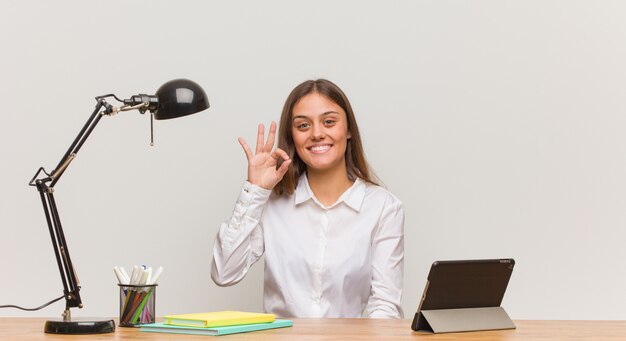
[311,145,330,152]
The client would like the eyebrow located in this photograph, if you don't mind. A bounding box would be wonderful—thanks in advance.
[292,111,340,120]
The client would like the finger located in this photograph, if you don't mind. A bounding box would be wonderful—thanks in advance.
[273,148,291,175]
[238,137,253,160]
[268,148,287,165]
[267,150,280,167]
[264,121,277,153]
[256,123,265,155]
[273,148,290,161]
[276,158,292,178]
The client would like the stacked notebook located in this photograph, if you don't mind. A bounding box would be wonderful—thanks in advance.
[139,311,293,336]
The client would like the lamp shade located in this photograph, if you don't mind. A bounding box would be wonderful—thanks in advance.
[153,79,209,120]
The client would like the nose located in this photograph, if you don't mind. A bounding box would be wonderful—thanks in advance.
[311,124,325,140]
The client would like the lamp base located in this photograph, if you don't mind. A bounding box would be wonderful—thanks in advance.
[44,318,115,334]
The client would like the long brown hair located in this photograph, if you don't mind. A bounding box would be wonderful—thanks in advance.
[273,79,379,196]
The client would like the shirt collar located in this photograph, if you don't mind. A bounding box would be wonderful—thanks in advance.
[294,173,366,212]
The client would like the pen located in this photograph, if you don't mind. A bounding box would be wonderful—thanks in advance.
[113,266,126,284]
[148,266,163,285]
[139,268,150,285]
[145,267,152,285]
[130,265,140,285]
[119,267,130,284]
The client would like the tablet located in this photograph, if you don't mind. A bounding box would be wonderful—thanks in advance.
[411,258,515,332]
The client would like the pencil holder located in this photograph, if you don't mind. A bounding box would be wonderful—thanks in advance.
[118,284,157,327]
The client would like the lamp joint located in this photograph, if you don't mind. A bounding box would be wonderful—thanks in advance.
[62,309,71,321]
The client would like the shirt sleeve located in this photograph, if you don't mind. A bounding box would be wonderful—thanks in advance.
[211,181,271,286]
[365,194,405,318]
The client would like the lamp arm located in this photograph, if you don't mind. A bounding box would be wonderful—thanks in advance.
[34,183,82,313]
[28,98,113,318]
[50,99,112,187]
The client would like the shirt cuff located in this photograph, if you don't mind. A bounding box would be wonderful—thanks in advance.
[236,181,272,221]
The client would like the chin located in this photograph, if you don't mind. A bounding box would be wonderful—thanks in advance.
[304,158,345,173]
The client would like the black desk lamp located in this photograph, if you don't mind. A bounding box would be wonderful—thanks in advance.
[28,79,209,334]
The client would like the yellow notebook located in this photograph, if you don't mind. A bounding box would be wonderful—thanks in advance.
[164,311,275,328]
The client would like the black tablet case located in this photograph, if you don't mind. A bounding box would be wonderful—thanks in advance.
[411,259,516,333]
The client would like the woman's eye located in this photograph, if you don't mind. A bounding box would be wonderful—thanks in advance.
[323,119,335,126]
[296,122,310,129]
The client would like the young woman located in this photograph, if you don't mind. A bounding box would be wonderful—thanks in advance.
[211,79,404,318]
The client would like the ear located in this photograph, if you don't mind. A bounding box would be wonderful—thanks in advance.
[347,131,352,139]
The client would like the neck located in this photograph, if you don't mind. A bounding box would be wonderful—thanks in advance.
[307,163,353,207]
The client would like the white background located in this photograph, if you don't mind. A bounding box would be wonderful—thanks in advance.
[1,1,625,320]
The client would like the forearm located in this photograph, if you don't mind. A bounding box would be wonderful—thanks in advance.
[366,247,404,318]
[365,198,405,318]
[210,182,270,286]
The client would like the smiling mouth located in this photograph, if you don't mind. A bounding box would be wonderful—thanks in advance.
[308,144,332,153]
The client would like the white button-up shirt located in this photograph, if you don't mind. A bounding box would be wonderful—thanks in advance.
[211,174,404,318]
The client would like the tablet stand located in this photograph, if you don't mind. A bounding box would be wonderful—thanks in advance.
[412,306,516,334]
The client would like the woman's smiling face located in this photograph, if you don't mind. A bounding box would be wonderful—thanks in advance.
[291,92,351,173]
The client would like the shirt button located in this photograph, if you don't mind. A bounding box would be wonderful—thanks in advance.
[321,214,328,227]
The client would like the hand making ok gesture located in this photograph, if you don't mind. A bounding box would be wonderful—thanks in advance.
[238,121,292,190]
